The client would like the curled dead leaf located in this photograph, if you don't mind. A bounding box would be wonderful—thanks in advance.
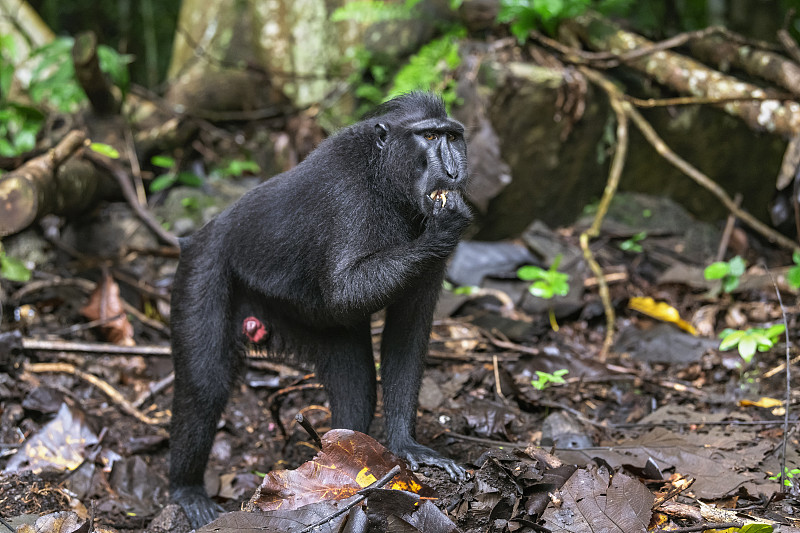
[80,271,135,346]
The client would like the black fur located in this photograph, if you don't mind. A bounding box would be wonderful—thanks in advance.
[169,92,471,528]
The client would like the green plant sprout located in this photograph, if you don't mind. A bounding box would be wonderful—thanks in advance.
[517,254,570,299]
[787,250,800,290]
[704,255,746,294]
[769,466,800,487]
[0,243,31,282]
[149,155,203,192]
[531,369,569,390]
[619,231,647,253]
[517,255,570,331]
[718,324,785,365]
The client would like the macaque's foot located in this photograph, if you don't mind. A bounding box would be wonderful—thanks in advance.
[395,440,467,482]
[172,485,224,529]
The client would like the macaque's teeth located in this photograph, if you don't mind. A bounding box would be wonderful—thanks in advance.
[441,190,447,207]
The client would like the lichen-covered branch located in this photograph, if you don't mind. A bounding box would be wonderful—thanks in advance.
[690,34,800,99]
[571,13,800,138]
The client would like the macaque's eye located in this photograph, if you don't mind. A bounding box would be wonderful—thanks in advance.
[424,132,438,141]
[447,133,456,141]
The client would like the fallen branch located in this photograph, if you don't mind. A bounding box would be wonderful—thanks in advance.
[21,337,171,356]
[0,130,109,236]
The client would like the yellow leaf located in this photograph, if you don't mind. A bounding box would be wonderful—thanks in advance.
[740,397,783,409]
[628,296,698,335]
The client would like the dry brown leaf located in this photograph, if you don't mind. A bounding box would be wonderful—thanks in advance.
[80,272,135,346]
[247,429,434,512]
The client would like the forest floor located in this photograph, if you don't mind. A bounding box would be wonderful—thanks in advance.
[1,193,799,533]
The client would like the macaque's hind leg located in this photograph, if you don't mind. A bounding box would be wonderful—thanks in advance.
[314,323,376,433]
[169,286,242,528]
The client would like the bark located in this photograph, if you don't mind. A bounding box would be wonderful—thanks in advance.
[72,31,119,115]
[690,34,800,99]
[0,131,117,236]
[570,13,800,138]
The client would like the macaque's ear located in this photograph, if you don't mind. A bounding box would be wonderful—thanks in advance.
[375,123,389,149]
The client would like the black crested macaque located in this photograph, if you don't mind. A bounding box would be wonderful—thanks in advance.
[169,92,471,528]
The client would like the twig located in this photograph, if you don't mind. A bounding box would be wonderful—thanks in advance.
[123,126,147,206]
[299,465,402,533]
[764,265,793,492]
[492,355,506,401]
[21,337,171,356]
[25,362,168,426]
[268,380,324,438]
[85,151,179,248]
[762,353,800,379]
[577,66,627,359]
[132,372,175,408]
[666,522,744,533]
[295,412,323,449]
[714,193,742,262]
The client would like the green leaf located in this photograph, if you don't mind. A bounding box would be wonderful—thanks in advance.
[728,255,746,277]
[97,44,133,95]
[529,281,554,299]
[0,254,31,282]
[176,171,203,187]
[749,332,773,349]
[793,249,800,265]
[149,173,177,192]
[787,265,800,290]
[517,265,546,281]
[703,261,729,280]
[719,330,745,351]
[722,275,740,293]
[151,155,175,168]
[765,323,786,340]
[89,142,120,159]
[737,336,757,362]
[739,523,773,533]
[551,278,570,296]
